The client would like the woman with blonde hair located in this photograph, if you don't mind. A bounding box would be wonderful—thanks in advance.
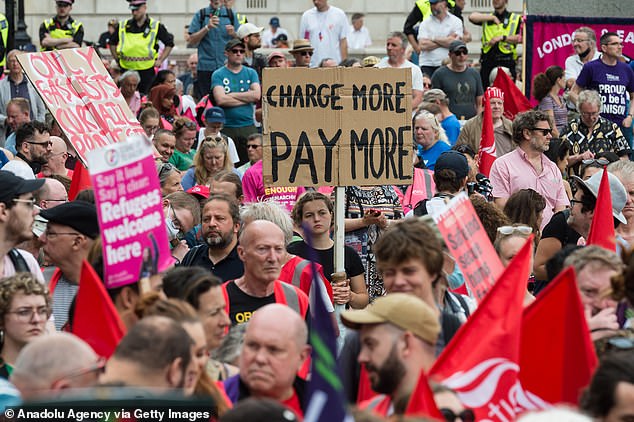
[413,110,450,170]
[181,138,236,190]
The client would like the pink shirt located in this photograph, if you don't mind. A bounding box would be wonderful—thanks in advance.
[490,147,569,230]
[242,160,306,214]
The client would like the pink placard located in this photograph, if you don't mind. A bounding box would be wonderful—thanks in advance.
[434,193,504,302]
[87,137,173,289]
[526,16,634,101]
[17,47,146,164]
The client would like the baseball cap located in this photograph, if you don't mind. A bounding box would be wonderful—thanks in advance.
[449,40,468,54]
[267,50,286,64]
[571,170,627,224]
[236,23,264,40]
[341,293,440,344]
[39,200,100,239]
[435,151,469,179]
[187,185,210,199]
[56,0,74,5]
[225,39,245,51]
[269,17,280,27]
[204,107,225,124]
[0,170,44,205]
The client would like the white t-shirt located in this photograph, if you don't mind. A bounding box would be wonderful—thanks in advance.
[347,25,372,50]
[262,27,290,48]
[417,13,463,67]
[564,51,601,82]
[197,128,240,164]
[375,57,424,92]
[299,5,348,67]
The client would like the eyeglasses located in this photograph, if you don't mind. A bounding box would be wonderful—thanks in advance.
[44,228,81,238]
[230,49,245,54]
[300,51,313,57]
[177,120,197,130]
[7,306,51,322]
[26,140,53,147]
[581,158,609,166]
[452,50,468,56]
[12,198,36,208]
[51,357,106,386]
[530,127,552,136]
[246,144,261,149]
[569,199,583,207]
[440,408,475,422]
[604,41,623,46]
[42,198,68,203]
[497,225,533,235]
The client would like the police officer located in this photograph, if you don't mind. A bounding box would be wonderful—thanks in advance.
[469,0,522,88]
[0,13,8,74]
[403,0,457,60]
[39,0,84,51]
[109,0,175,95]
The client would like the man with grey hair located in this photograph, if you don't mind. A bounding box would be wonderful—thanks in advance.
[561,89,629,169]
[489,110,569,229]
[563,245,624,340]
[223,303,311,417]
[11,333,100,400]
[375,31,424,109]
[565,27,600,99]
[220,220,308,325]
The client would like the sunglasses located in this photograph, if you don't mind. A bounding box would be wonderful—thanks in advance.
[530,127,552,136]
[497,225,533,235]
[158,162,176,179]
[440,408,475,422]
[230,49,245,54]
[581,158,610,166]
[26,140,53,147]
[300,51,313,57]
[452,50,468,56]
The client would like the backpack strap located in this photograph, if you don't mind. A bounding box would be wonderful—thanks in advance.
[8,249,29,273]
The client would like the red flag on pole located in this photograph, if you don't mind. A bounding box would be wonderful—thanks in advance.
[429,236,542,421]
[478,88,497,177]
[405,369,443,419]
[586,169,617,251]
[519,267,598,405]
[68,161,92,201]
[72,260,126,358]
[492,67,532,120]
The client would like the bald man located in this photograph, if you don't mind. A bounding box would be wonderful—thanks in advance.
[34,177,68,210]
[223,303,311,417]
[39,137,71,178]
[221,220,309,325]
[11,333,100,400]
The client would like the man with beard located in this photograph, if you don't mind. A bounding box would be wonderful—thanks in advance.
[5,121,51,179]
[0,170,44,280]
[565,27,600,106]
[236,23,266,80]
[180,194,244,282]
[341,293,440,416]
[489,110,569,230]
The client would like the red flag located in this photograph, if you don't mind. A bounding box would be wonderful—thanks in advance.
[478,89,496,177]
[520,267,598,405]
[405,369,443,419]
[587,169,617,251]
[72,260,126,358]
[430,236,536,421]
[492,67,532,120]
[68,161,92,201]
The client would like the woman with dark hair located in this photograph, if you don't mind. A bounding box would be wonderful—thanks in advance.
[532,65,567,137]
[149,69,176,91]
[148,84,179,131]
[503,189,547,241]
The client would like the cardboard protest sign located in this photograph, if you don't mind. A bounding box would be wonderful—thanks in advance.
[434,193,504,302]
[17,47,145,164]
[87,137,172,289]
[262,68,413,187]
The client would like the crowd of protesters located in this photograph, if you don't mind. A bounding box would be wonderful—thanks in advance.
[0,0,633,420]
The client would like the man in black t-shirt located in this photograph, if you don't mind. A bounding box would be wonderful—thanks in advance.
[180,195,243,282]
